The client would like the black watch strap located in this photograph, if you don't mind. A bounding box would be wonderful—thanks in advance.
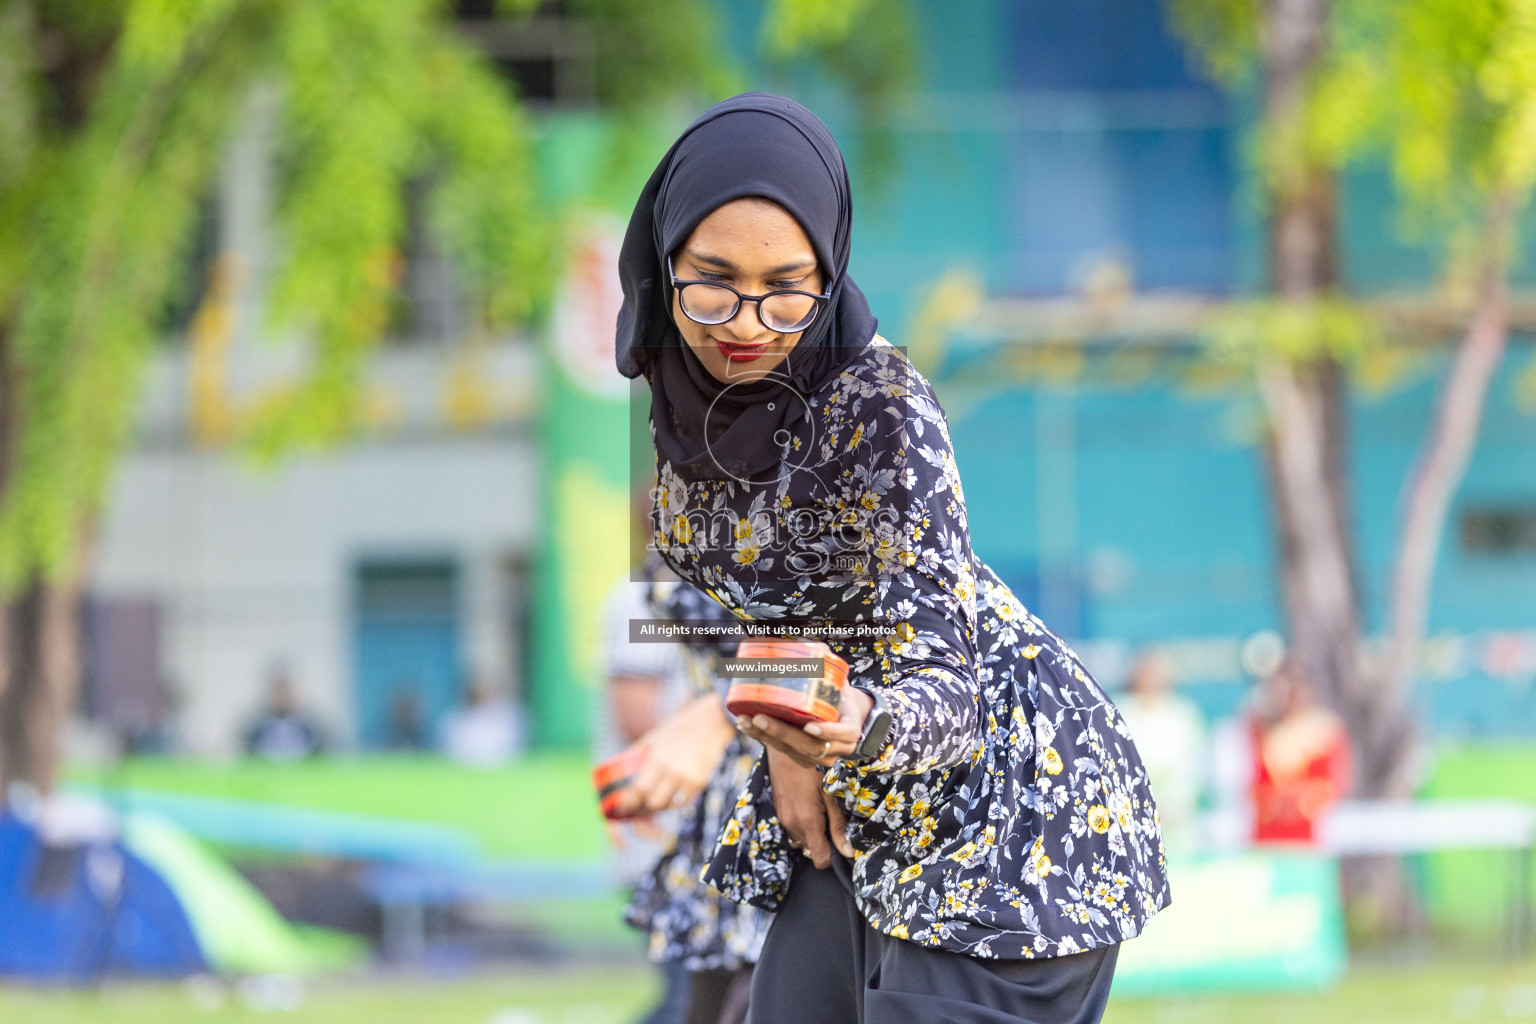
[850,685,894,764]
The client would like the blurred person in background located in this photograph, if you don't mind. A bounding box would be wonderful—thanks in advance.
[243,666,327,761]
[438,674,524,767]
[1116,650,1207,854]
[1249,658,1352,845]
[598,576,690,777]
[600,563,773,1024]
[383,684,429,752]
[615,93,1167,1024]
[123,676,180,755]
[616,576,772,1024]
[597,570,691,1024]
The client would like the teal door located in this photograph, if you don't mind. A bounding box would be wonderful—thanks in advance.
[354,559,460,750]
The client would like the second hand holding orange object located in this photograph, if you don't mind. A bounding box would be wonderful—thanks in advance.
[596,637,874,822]
[606,691,741,818]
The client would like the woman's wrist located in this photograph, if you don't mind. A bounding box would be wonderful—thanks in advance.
[841,685,874,736]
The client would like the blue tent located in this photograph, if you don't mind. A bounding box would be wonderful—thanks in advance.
[0,813,205,980]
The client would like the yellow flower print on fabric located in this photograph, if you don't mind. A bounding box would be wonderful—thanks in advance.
[1027,837,1053,880]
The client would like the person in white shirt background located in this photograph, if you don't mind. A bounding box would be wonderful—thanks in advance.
[1117,650,1208,854]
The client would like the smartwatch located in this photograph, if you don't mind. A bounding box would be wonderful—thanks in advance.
[848,685,894,764]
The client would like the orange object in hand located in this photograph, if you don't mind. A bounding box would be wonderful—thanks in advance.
[592,747,649,820]
[726,639,849,727]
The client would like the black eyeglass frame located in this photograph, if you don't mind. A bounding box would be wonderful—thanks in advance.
[666,254,831,334]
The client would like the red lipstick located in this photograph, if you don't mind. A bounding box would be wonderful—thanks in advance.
[713,336,770,362]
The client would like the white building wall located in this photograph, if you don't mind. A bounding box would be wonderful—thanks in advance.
[84,98,547,756]
[91,432,540,756]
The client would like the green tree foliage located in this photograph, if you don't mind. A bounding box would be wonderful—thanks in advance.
[1166,0,1258,88]
[1313,0,1536,218]
[1172,0,1536,441]
[251,0,558,456]
[1175,0,1536,275]
[760,0,916,187]
[0,0,914,599]
[1310,0,1536,422]
[0,0,556,593]
[567,0,728,107]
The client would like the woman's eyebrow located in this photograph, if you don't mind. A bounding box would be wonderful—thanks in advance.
[682,249,817,276]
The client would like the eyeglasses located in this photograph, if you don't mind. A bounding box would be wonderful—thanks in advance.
[668,255,830,334]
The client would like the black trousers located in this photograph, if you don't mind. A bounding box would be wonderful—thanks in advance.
[746,857,1119,1024]
[688,965,753,1024]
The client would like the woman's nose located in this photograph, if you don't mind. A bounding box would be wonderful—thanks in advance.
[723,297,767,339]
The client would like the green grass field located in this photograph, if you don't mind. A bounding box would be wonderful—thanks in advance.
[0,964,659,1024]
[2,954,1533,1024]
[1104,955,1536,1023]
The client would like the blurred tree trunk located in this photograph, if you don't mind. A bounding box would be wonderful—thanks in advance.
[1258,0,1370,748]
[0,320,86,797]
[0,327,12,784]
[1257,0,1418,932]
[1381,191,1515,779]
[1174,0,1532,941]
[1346,193,1514,940]
[0,575,84,799]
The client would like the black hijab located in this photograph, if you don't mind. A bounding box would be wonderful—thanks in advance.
[615,92,877,484]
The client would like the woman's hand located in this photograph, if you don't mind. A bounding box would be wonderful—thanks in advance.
[766,746,853,869]
[614,693,738,816]
[737,684,873,768]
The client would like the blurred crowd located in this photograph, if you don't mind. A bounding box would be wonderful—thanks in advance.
[115,664,528,767]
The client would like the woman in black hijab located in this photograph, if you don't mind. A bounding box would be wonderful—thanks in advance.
[616,93,1169,1024]
[617,92,878,485]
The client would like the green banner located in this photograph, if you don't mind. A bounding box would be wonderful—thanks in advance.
[528,114,664,748]
[1113,852,1347,995]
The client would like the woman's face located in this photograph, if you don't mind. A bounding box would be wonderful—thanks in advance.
[670,197,824,385]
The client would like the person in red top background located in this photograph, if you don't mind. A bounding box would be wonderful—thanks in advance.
[1249,659,1353,844]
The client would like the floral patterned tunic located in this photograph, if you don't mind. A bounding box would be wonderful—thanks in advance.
[623,578,774,971]
[650,337,1171,960]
